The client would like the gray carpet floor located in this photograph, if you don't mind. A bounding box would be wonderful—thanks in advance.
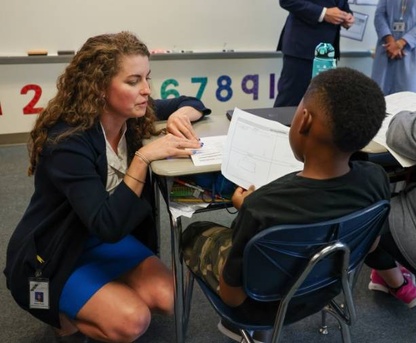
[2,143,416,342]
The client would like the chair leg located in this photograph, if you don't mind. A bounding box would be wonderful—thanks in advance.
[183,269,195,337]
[324,306,352,343]
[240,329,256,343]
[319,309,329,335]
[337,320,352,343]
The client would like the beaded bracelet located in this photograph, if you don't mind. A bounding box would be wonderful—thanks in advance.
[125,172,145,184]
[135,151,151,165]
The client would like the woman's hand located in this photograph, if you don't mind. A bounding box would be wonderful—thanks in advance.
[232,185,255,210]
[139,133,203,162]
[166,106,203,141]
[384,41,405,59]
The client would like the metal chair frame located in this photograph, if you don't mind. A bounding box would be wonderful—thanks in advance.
[183,200,390,343]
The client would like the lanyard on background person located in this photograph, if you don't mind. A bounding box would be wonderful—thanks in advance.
[400,0,408,21]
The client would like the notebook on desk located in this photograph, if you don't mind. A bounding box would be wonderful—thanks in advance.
[226,106,297,126]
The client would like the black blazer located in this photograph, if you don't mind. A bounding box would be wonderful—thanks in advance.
[3,96,211,327]
[277,0,351,60]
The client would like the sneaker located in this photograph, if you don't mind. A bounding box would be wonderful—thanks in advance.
[368,266,416,294]
[402,267,416,285]
[368,269,389,293]
[369,267,416,308]
[391,274,416,309]
[217,319,272,343]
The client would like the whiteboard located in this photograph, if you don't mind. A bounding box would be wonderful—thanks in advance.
[1,0,377,56]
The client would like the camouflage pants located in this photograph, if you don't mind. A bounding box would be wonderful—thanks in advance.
[182,221,232,295]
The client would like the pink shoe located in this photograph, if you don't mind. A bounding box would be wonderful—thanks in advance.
[400,266,416,285]
[369,266,415,293]
[391,273,416,309]
[368,269,389,293]
[369,267,416,308]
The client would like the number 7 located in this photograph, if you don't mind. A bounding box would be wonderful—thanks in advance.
[191,77,207,100]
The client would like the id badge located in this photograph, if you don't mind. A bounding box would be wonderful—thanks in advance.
[29,277,50,309]
[393,21,406,32]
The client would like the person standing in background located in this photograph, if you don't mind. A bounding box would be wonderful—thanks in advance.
[274,0,354,107]
[371,0,416,95]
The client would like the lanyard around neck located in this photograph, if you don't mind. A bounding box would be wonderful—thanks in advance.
[400,0,408,20]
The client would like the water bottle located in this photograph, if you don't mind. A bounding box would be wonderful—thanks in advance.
[312,42,337,78]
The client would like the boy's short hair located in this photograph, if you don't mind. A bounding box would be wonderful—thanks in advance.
[304,67,386,153]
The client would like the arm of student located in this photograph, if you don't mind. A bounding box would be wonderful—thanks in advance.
[386,111,416,160]
[153,96,211,121]
[219,200,260,306]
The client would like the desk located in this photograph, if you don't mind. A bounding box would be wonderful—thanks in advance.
[149,114,230,343]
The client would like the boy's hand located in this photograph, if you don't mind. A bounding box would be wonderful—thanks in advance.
[232,185,255,210]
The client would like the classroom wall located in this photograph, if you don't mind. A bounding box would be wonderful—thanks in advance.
[0,1,378,137]
[0,55,374,136]
[1,1,376,55]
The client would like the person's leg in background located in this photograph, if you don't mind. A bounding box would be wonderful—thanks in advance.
[365,232,416,308]
[274,55,312,108]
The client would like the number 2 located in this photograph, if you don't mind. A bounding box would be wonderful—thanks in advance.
[21,84,43,114]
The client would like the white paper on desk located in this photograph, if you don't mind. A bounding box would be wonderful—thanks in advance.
[221,108,303,190]
[190,135,227,166]
[372,92,416,167]
[384,92,416,115]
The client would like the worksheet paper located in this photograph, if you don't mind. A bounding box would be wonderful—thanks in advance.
[190,135,227,166]
[221,108,303,190]
[372,91,416,167]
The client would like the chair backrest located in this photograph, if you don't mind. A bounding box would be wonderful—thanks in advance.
[243,200,390,302]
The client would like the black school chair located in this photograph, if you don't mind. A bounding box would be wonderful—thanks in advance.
[182,200,390,343]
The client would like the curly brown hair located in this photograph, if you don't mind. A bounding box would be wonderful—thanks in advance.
[28,31,159,175]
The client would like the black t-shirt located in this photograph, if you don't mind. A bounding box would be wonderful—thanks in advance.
[223,160,390,288]
[220,161,390,323]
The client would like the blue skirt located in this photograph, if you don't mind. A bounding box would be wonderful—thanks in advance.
[59,234,153,319]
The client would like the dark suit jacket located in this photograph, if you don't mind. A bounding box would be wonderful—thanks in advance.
[3,97,210,327]
[277,0,351,60]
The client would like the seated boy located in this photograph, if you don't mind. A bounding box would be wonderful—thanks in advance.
[182,67,391,339]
